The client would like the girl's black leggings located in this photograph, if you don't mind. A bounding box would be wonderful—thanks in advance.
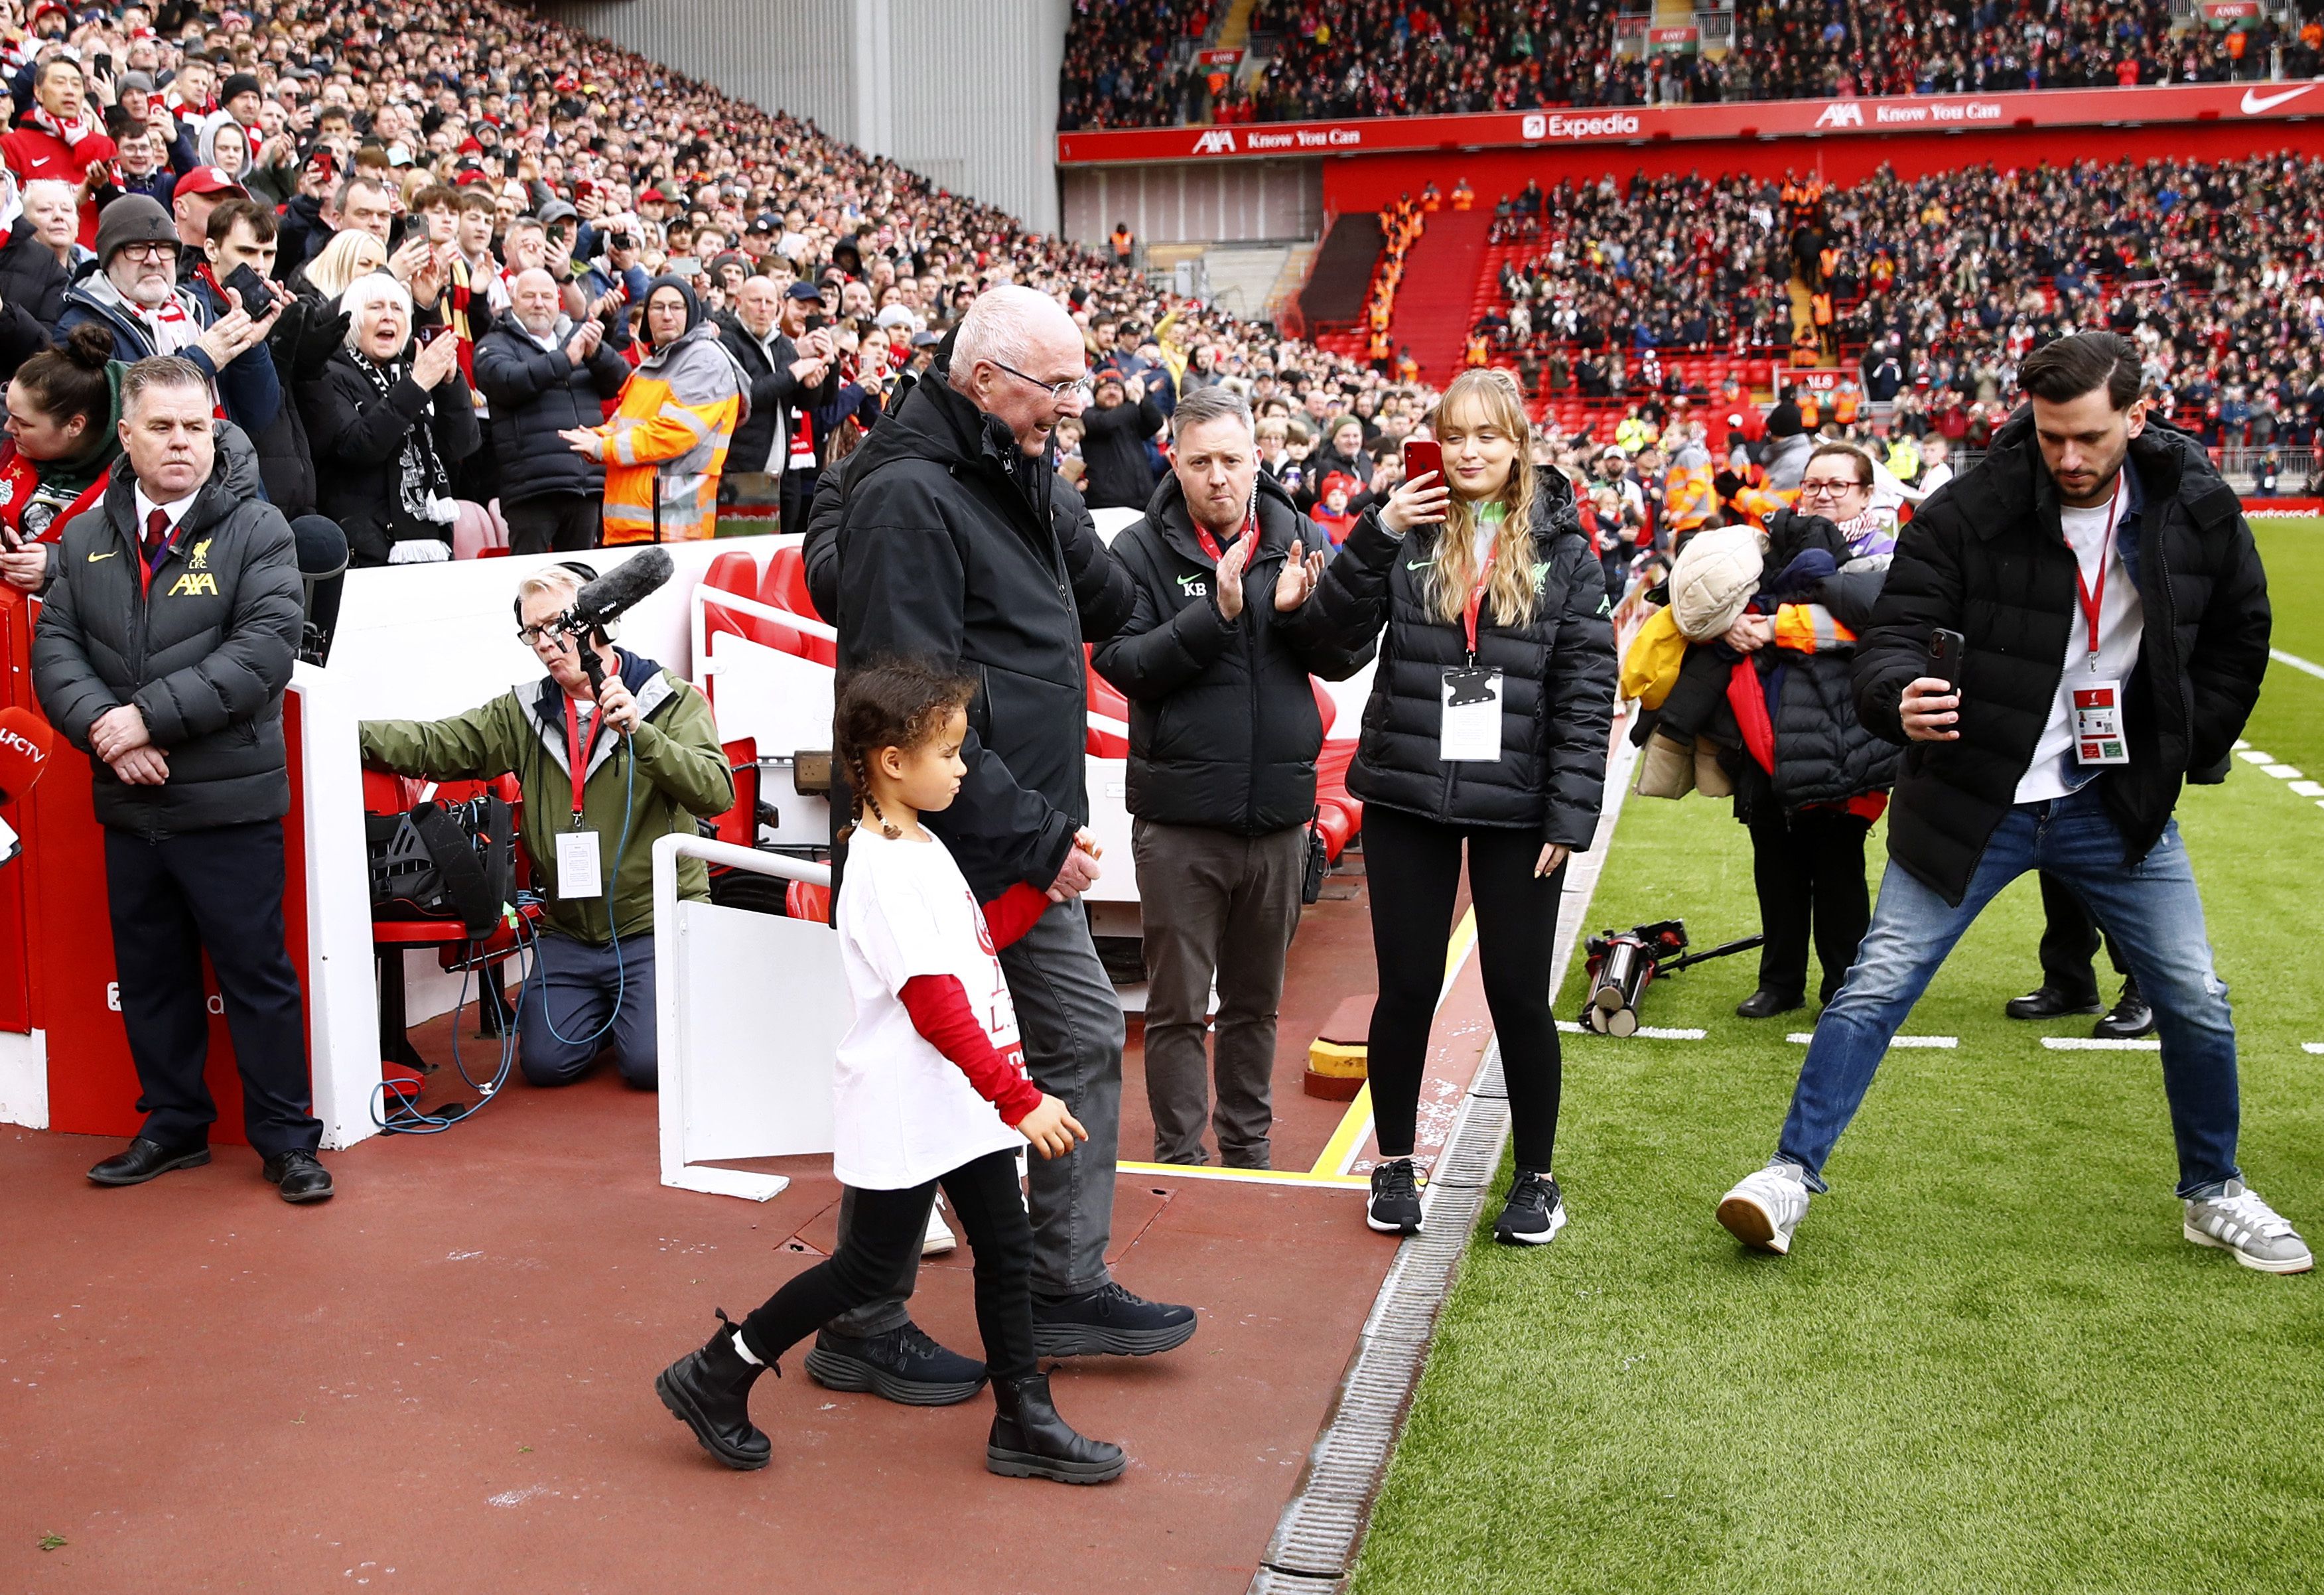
[1362,805,1566,1175]
[738,1147,1033,1385]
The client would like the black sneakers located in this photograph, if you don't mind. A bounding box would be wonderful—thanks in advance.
[803,1321,988,1406]
[1492,1170,1567,1246]
[2095,979,2156,1040]
[1032,1283,1198,1357]
[2004,984,2105,1020]
[1367,1158,1424,1235]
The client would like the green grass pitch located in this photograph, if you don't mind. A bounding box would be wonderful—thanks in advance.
[1350,519,2324,1594]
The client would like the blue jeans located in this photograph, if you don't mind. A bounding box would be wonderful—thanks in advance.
[1775,784,2240,1198]
[517,930,658,1089]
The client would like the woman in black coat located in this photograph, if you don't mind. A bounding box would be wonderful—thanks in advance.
[1304,368,1617,1246]
[297,270,480,568]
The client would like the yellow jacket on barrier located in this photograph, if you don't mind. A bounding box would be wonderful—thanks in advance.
[596,303,746,544]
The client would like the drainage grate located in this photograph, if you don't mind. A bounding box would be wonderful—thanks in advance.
[1247,726,1641,1594]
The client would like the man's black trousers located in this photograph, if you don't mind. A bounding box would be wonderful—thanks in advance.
[502,492,603,557]
[104,819,320,1157]
[1747,805,1874,1005]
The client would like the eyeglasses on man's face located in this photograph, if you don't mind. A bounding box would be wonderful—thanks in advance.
[990,359,1093,405]
[117,242,177,264]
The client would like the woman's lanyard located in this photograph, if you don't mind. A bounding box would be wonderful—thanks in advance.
[1461,512,1503,663]
[2073,471,2124,675]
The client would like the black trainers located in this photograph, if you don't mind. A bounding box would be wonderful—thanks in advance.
[1367,1158,1424,1235]
[802,1322,986,1407]
[1032,1283,1198,1357]
[1492,1170,1567,1246]
[2004,984,2104,1020]
[2094,979,2156,1040]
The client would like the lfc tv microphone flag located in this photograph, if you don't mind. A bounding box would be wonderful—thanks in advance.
[0,704,54,867]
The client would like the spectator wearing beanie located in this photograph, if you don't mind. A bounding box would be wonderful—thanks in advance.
[60,195,283,438]
[1079,370,1164,510]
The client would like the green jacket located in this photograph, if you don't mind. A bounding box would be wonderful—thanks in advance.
[359,651,733,944]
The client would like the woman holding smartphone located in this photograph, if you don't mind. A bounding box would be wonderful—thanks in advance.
[1303,368,1617,1244]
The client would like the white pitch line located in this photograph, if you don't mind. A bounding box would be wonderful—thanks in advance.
[1555,1020,1706,1040]
[2291,781,2324,798]
[2264,764,2304,780]
[1784,1033,1956,1048]
[2304,1043,2324,1056]
[2042,1036,2161,1051]
[2270,648,2324,683]
[2236,748,2274,764]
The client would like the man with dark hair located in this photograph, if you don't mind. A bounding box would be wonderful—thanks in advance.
[31,356,327,1202]
[1092,385,1365,1168]
[1714,332,2303,1273]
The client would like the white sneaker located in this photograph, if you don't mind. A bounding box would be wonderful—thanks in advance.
[1717,1162,1811,1255]
[922,1193,957,1257]
[2183,1181,2313,1275]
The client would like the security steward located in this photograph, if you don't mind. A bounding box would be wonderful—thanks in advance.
[31,356,328,1202]
[356,561,731,1089]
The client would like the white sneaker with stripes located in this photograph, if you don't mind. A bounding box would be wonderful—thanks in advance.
[1716,1162,1811,1255]
[2183,1181,2312,1274]
[922,1192,957,1257]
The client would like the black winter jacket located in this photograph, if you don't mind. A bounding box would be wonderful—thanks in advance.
[1092,470,1373,835]
[811,369,1136,898]
[1307,468,1619,846]
[718,314,835,475]
[0,216,67,326]
[1854,411,2269,904]
[31,454,303,837]
[1079,389,1164,510]
[470,311,630,505]
[299,348,483,567]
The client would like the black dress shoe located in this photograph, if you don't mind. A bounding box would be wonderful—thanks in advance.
[986,1372,1125,1484]
[2004,985,2104,1021]
[88,1137,210,1186]
[1735,989,1805,1020]
[1032,1282,1198,1357]
[655,1310,771,1471]
[803,1322,986,1406]
[261,1149,334,1204]
[2094,980,2155,1040]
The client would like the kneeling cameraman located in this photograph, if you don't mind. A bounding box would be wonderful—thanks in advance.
[358,563,732,1089]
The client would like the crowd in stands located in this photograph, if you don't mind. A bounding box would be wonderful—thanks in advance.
[0,0,1431,574]
[1061,0,2317,129]
[1460,155,2324,461]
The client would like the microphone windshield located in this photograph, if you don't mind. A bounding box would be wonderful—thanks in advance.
[0,705,56,805]
[571,547,675,629]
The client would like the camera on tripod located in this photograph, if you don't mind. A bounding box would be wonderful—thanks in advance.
[1580,920,1763,1036]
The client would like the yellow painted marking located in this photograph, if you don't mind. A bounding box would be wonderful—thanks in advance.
[1308,906,1480,1178]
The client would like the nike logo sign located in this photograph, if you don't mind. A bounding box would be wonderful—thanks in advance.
[1406,558,1432,570]
[87,551,117,561]
[2242,86,2313,115]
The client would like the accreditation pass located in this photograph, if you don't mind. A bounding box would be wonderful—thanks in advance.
[1440,665,1504,762]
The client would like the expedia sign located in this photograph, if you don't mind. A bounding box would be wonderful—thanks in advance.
[1057,80,2324,165]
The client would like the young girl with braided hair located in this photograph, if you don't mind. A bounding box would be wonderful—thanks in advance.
[653,659,1125,1484]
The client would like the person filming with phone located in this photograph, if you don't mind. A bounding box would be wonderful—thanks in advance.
[1303,368,1617,1247]
[1712,332,2303,1274]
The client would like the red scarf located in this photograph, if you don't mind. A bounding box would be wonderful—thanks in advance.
[27,102,102,149]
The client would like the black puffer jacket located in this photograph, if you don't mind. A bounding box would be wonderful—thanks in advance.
[1079,388,1164,510]
[1306,467,1619,846]
[1092,470,1374,835]
[31,452,303,837]
[718,314,835,474]
[0,216,67,326]
[470,311,631,505]
[1736,510,1899,819]
[1855,410,2269,904]
[815,368,1137,898]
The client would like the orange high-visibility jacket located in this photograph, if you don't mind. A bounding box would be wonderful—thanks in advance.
[596,320,747,544]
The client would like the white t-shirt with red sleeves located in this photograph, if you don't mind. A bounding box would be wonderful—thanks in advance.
[832,826,1031,1189]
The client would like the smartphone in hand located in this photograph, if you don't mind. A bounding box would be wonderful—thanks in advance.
[224,262,273,312]
[1402,438,1442,486]
[1927,628,1966,693]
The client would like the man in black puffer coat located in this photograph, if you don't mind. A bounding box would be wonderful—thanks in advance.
[31,356,332,1204]
[472,267,632,553]
[802,286,1197,1401]
[1714,333,2304,1275]
[1093,387,1372,1168]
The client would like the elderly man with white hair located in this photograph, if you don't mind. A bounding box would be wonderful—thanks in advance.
[472,266,633,554]
[297,270,481,567]
[798,283,1197,1409]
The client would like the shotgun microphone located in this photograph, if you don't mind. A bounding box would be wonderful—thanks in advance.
[559,547,674,693]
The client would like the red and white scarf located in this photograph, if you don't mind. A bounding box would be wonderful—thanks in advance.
[27,103,103,151]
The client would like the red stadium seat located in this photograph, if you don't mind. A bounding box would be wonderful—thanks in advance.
[786,880,832,924]
[1085,648,1130,758]
[701,549,765,650]
[759,550,835,665]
